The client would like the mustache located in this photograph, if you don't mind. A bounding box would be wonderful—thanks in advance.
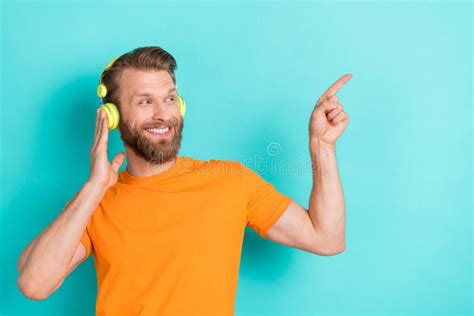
[141,120,178,129]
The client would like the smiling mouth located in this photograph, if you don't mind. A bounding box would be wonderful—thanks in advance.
[145,126,173,139]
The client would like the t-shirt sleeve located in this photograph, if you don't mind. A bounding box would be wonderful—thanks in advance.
[238,162,293,239]
[65,192,93,258]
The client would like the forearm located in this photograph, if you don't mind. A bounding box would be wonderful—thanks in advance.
[17,181,106,297]
[308,139,346,250]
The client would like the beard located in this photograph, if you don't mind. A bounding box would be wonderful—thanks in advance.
[119,116,184,165]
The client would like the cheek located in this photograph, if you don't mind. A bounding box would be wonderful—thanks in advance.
[127,109,149,127]
[165,102,180,114]
[122,113,143,130]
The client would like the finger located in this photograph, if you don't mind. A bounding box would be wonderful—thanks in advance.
[318,73,352,102]
[92,114,103,152]
[111,152,126,173]
[315,100,337,114]
[95,110,105,148]
[93,109,101,147]
[331,111,347,124]
[329,95,339,104]
[327,106,343,120]
[97,109,109,149]
[328,97,338,109]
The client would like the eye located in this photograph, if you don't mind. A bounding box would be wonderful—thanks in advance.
[165,97,175,102]
[139,99,152,105]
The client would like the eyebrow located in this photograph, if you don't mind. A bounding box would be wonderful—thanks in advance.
[130,87,177,100]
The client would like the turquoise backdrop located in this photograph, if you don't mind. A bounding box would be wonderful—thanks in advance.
[1,0,472,315]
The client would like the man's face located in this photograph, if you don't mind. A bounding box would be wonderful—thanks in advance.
[117,68,184,164]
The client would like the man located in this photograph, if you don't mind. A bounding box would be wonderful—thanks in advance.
[17,46,350,315]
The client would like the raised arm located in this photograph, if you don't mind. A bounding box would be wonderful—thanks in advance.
[17,109,125,300]
[266,74,351,255]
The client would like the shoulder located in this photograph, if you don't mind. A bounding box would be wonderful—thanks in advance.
[209,158,247,177]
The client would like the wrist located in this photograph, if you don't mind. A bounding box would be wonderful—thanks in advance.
[84,180,108,196]
[310,138,336,155]
[309,138,337,176]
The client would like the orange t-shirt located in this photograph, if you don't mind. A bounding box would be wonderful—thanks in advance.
[67,156,292,315]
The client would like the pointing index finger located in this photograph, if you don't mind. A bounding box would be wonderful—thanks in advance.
[319,73,352,102]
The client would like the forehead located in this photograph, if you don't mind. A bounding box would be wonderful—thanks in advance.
[119,68,175,98]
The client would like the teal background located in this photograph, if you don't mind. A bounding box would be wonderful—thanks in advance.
[1,0,472,315]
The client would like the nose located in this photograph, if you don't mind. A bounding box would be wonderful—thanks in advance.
[151,102,172,122]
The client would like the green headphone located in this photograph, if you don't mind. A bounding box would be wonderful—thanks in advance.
[96,55,187,130]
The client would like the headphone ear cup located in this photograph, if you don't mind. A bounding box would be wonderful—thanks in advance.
[97,83,107,98]
[99,103,120,130]
[177,96,186,118]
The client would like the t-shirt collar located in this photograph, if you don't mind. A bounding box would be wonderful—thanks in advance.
[119,156,185,186]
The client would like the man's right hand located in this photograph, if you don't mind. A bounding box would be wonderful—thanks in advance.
[87,109,126,190]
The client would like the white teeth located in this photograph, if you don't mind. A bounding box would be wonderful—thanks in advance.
[147,127,170,135]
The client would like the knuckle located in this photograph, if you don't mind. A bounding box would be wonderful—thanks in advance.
[317,97,326,105]
[319,101,329,109]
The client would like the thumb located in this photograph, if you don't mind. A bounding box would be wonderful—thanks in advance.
[315,99,337,114]
[111,152,126,173]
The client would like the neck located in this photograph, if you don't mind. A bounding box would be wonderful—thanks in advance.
[124,145,177,177]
